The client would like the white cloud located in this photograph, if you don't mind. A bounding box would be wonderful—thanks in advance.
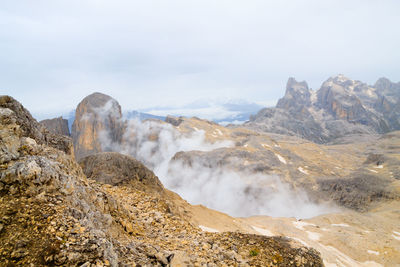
[98,114,337,218]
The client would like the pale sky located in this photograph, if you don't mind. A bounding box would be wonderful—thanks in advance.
[1,0,399,119]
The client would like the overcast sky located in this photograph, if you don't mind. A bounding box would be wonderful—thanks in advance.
[1,0,399,119]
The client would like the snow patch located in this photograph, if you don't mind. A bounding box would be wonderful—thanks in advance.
[199,225,219,233]
[298,167,309,175]
[366,88,376,97]
[368,169,378,173]
[252,225,274,237]
[392,231,400,241]
[373,165,383,169]
[293,221,316,230]
[320,244,383,267]
[307,231,321,241]
[331,223,350,227]
[275,153,287,164]
[392,235,400,241]
[261,143,271,149]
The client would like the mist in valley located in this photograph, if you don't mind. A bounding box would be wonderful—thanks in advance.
[97,107,337,219]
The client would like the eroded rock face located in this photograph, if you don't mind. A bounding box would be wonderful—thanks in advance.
[71,92,124,160]
[247,75,399,143]
[276,77,311,109]
[0,95,73,156]
[40,117,70,136]
[79,152,164,193]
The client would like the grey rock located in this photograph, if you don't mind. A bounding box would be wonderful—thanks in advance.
[40,117,70,136]
[0,95,74,155]
[79,152,164,193]
[165,115,184,126]
[246,75,400,143]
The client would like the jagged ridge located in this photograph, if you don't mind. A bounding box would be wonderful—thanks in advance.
[247,75,400,143]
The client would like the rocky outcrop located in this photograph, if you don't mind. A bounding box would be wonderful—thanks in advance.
[374,78,400,131]
[246,75,399,143]
[165,115,184,126]
[40,117,70,136]
[0,96,324,266]
[79,152,164,194]
[0,95,73,157]
[276,77,311,109]
[71,92,124,160]
[317,174,396,211]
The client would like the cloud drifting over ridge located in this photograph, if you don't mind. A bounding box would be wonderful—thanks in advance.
[99,116,337,218]
[1,0,400,117]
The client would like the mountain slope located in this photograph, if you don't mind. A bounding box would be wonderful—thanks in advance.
[0,96,324,266]
[246,75,400,143]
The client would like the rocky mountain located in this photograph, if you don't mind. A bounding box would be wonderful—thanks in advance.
[124,110,166,121]
[1,96,327,266]
[67,92,399,214]
[71,93,124,160]
[162,115,400,265]
[246,75,400,143]
[5,91,399,265]
[40,117,70,136]
[140,99,264,125]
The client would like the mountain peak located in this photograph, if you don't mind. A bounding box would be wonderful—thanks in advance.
[374,77,394,90]
[71,92,124,160]
[276,77,311,109]
[286,77,309,92]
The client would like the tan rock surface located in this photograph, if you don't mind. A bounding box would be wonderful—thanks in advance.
[71,92,124,160]
[79,151,165,194]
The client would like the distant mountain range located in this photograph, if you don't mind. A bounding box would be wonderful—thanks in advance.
[139,99,265,125]
[54,99,265,133]
[245,75,400,143]
[42,74,400,145]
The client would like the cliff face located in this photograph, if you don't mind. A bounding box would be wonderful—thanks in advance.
[247,75,399,143]
[40,117,70,136]
[71,93,124,160]
[276,77,311,109]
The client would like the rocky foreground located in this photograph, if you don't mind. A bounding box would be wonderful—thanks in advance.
[0,96,324,266]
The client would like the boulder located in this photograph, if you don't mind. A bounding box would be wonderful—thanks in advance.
[79,152,164,193]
